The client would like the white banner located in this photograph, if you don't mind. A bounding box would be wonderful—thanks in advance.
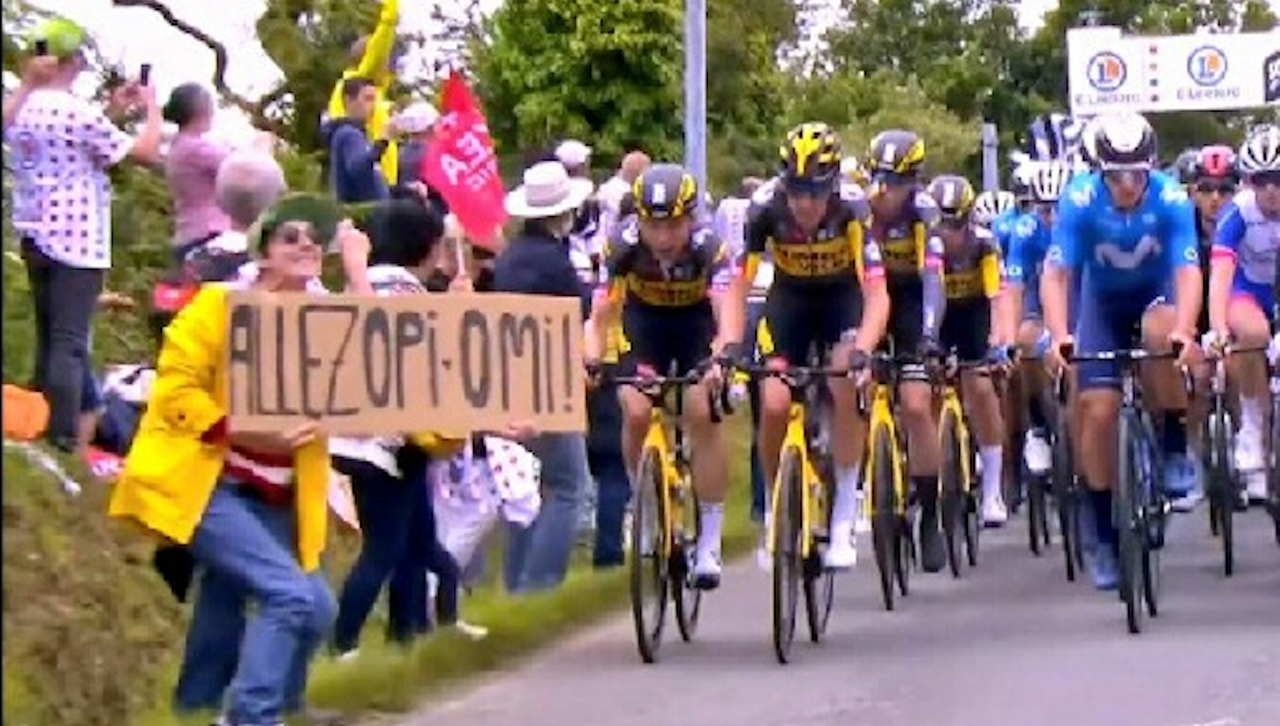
[1068,26,1280,116]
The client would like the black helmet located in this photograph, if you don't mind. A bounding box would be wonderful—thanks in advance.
[867,129,926,177]
[779,122,842,184]
[1089,113,1157,171]
[632,163,699,219]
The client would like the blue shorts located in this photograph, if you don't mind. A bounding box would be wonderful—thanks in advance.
[1074,280,1168,390]
[1022,270,1081,331]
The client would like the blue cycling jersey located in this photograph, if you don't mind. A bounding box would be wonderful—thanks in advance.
[990,208,1022,256]
[1004,213,1051,286]
[1047,170,1199,294]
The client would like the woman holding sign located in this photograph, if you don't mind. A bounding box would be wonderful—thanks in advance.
[110,194,368,726]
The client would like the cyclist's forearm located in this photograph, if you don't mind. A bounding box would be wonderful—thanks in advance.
[1003,286,1024,345]
[1207,259,1234,333]
[921,268,945,340]
[1041,266,1070,341]
[854,281,891,353]
[712,291,744,352]
[1172,265,1203,336]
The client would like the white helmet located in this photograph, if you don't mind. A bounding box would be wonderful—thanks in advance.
[1025,160,1075,203]
[1239,125,1280,176]
[973,190,1017,226]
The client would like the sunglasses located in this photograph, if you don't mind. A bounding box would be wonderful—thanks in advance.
[1034,202,1057,216]
[1249,171,1280,188]
[939,215,969,230]
[1102,169,1150,187]
[270,221,319,245]
[1194,180,1236,195]
[784,178,833,199]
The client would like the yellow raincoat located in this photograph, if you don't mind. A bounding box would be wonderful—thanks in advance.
[326,0,401,184]
[108,285,332,572]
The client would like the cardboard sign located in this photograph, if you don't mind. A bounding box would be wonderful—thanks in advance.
[226,292,585,435]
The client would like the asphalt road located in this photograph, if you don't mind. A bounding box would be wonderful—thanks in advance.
[407,509,1280,726]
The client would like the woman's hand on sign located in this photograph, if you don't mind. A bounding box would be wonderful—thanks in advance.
[501,420,538,441]
[449,274,474,293]
[229,420,322,455]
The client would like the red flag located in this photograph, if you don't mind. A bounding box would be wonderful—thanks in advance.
[422,72,507,248]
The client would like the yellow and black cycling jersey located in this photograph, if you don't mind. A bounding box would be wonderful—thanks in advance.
[740,176,883,289]
[869,186,942,279]
[595,217,735,310]
[939,225,1004,302]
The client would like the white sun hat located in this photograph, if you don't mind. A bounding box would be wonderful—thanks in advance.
[504,161,595,218]
[395,101,440,134]
[554,139,592,168]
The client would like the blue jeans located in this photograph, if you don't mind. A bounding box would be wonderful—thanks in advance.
[183,483,336,726]
[589,447,630,568]
[504,433,590,593]
[745,298,767,522]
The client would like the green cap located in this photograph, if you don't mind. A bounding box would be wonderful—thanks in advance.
[29,16,86,60]
[250,193,344,250]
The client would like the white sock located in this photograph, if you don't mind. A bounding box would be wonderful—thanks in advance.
[980,446,1003,501]
[698,501,724,554]
[1241,396,1264,432]
[833,464,863,528]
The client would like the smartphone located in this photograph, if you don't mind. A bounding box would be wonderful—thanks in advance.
[139,63,152,86]
[33,39,48,56]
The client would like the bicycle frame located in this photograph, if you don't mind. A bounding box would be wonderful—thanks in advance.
[761,367,834,561]
[865,355,909,516]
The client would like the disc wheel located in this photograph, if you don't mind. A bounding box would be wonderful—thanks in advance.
[629,447,669,662]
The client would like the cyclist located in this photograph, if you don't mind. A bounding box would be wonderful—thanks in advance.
[1206,126,1280,506]
[864,129,947,572]
[842,156,869,188]
[1006,160,1076,478]
[927,174,1012,524]
[584,163,740,589]
[973,189,1017,232]
[737,122,890,571]
[1043,113,1203,591]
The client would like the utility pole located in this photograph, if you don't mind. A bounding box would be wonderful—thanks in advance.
[684,0,707,191]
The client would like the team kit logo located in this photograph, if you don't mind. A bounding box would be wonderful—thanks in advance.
[1087,51,1128,91]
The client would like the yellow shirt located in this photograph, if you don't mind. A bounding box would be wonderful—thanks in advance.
[108,285,332,572]
[326,0,400,184]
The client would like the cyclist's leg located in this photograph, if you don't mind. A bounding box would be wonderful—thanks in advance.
[951,300,1007,523]
[681,308,730,585]
[825,287,868,569]
[1016,285,1053,475]
[616,310,656,484]
[1074,287,1140,591]
[1139,297,1200,498]
[1225,289,1272,502]
[889,278,945,572]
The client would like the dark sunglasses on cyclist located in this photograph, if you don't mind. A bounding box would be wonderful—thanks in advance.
[871,171,914,188]
[783,177,833,199]
[1034,202,1056,216]
[1249,170,1280,188]
[939,215,968,230]
[1102,169,1150,187]
[1194,180,1236,195]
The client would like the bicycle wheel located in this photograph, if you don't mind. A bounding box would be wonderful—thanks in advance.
[1027,468,1049,556]
[1206,406,1235,577]
[772,446,804,664]
[1136,415,1163,619]
[963,451,981,568]
[1269,393,1280,547]
[939,408,965,578]
[894,441,912,598]
[1052,408,1081,582]
[630,447,669,662]
[804,475,836,642]
[673,477,702,642]
[1116,414,1144,634]
[870,423,899,612]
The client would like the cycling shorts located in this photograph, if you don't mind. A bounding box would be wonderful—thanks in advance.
[886,276,924,356]
[941,298,990,362]
[1023,269,1082,331]
[619,303,716,378]
[758,283,863,366]
[1074,280,1168,390]
[1230,277,1274,320]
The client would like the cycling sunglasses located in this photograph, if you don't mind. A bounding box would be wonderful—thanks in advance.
[783,177,834,198]
[938,214,969,230]
[1249,170,1280,188]
[1101,168,1150,188]
[1194,180,1237,195]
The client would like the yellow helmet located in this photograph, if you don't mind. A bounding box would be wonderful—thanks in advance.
[779,122,842,185]
[866,129,926,178]
[926,175,976,219]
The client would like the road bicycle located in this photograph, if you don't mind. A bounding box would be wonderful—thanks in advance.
[748,346,840,664]
[935,353,989,578]
[608,362,726,664]
[1201,345,1264,576]
[1050,369,1085,583]
[1066,344,1187,634]
[863,352,915,612]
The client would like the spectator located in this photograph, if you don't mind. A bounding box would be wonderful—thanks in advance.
[390,101,450,216]
[323,77,392,204]
[329,199,465,656]
[325,0,401,184]
[554,139,606,262]
[163,83,230,260]
[496,160,596,593]
[716,176,768,520]
[4,16,162,453]
[110,195,363,726]
[596,151,651,241]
